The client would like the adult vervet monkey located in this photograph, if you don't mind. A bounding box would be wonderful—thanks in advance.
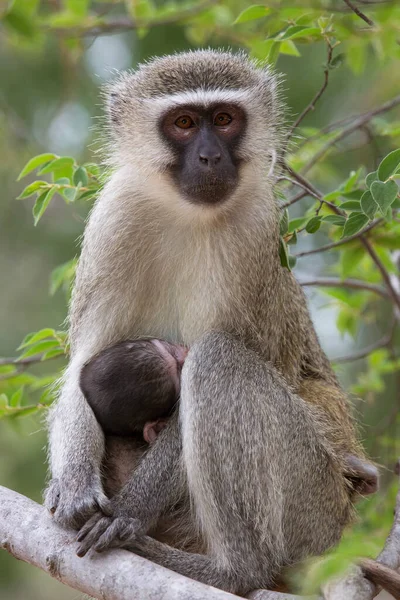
[45,50,377,594]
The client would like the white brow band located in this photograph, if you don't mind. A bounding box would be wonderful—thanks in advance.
[144,89,252,116]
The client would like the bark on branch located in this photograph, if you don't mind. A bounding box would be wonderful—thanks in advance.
[2,481,400,600]
[0,485,241,600]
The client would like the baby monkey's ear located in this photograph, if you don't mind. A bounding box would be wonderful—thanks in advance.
[344,454,379,496]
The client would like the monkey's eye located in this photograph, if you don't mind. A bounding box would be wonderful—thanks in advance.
[214,113,232,127]
[175,116,194,129]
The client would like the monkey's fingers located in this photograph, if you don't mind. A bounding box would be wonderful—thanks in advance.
[76,515,111,557]
[93,517,142,553]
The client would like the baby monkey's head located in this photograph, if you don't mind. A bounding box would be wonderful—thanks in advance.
[80,339,188,438]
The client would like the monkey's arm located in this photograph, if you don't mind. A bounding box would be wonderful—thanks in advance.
[76,412,182,557]
[45,359,112,529]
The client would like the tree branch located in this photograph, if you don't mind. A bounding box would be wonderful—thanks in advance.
[360,237,400,312]
[293,218,383,258]
[300,277,389,298]
[286,43,334,144]
[0,485,243,600]
[300,94,400,173]
[323,460,400,600]
[332,329,394,363]
[342,0,375,26]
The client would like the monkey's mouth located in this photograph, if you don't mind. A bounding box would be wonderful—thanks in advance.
[181,177,238,205]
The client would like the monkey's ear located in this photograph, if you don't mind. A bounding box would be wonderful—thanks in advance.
[344,454,379,495]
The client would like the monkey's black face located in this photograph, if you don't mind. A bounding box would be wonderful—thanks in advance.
[161,103,246,205]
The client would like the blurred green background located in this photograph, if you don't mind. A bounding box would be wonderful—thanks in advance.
[1,1,400,598]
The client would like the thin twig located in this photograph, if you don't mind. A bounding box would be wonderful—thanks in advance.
[276,176,320,199]
[286,43,334,144]
[284,165,343,213]
[342,0,375,26]
[300,277,389,298]
[300,94,400,173]
[294,219,383,257]
[0,353,63,367]
[49,0,218,37]
[360,237,400,312]
[332,330,394,363]
[280,190,309,208]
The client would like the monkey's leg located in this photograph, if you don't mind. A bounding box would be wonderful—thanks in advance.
[133,331,352,594]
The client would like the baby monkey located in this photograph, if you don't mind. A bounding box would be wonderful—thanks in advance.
[80,339,188,444]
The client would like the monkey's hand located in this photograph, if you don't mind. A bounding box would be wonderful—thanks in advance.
[76,505,145,557]
[44,471,111,530]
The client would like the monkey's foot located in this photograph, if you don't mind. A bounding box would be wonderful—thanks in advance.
[44,474,111,530]
[76,513,144,557]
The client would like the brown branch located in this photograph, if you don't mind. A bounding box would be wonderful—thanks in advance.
[323,460,400,599]
[300,94,400,173]
[0,353,61,366]
[360,237,400,312]
[284,165,343,213]
[300,277,389,298]
[294,218,383,257]
[49,0,218,37]
[342,0,375,26]
[280,190,309,208]
[286,43,334,143]
[332,330,394,363]
[360,558,400,598]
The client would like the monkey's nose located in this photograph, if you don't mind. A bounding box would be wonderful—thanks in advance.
[199,152,221,167]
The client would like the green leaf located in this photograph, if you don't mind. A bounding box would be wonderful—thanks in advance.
[360,190,378,220]
[279,40,300,57]
[365,171,378,188]
[3,8,35,38]
[278,26,320,41]
[371,180,399,216]
[329,53,345,70]
[38,157,75,175]
[62,184,80,202]
[341,190,363,200]
[288,217,307,232]
[288,255,297,269]
[50,258,76,295]
[287,230,297,245]
[377,149,400,181]
[17,181,49,199]
[17,153,57,180]
[279,237,290,270]
[73,166,88,187]
[234,5,270,24]
[42,349,66,360]
[33,188,56,225]
[65,0,90,17]
[76,189,97,202]
[10,388,24,408]
[339,246,365,279]
[0,395,8,410]
[341,212,369,238]
[18,340,60,360]
[323,215,346,226]
[18,329,56,349]
[266,41,281,65]
[339,200,362,212]
[279,209,289,236]
[305,216,322,233]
